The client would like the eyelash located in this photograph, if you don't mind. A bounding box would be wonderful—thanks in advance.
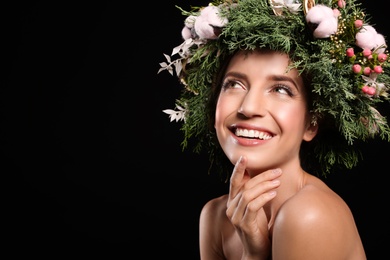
[221,80,244,90]
[221,80,294,97]
[274,84,294,96]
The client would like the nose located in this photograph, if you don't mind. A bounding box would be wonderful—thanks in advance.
[238,89,267,118]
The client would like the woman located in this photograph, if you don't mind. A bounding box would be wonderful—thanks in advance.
[199,49,365,259]
[159,0,389,259]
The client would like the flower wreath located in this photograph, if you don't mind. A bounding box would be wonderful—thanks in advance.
[159,0,390,178]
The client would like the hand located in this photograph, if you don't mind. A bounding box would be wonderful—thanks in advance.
[226,156,282,260]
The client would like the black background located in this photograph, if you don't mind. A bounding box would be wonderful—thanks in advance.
[4,0,389,258]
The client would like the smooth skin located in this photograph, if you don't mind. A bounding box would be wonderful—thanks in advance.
[199,50,366,260]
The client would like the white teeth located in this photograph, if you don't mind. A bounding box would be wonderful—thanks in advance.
[235,128,272,140]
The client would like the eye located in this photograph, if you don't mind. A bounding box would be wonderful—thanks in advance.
[221,79,246,90]
[273,84,293,96]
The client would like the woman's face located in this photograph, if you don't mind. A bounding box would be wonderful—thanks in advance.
[215,50,317,173]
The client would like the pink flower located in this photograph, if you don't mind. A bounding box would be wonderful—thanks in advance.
[368,87,376,95]
[362,48,372,57]
[378,53,388,62]
[363,67,371,75]
[354,20,363,28]
[362,86,376,96]
[346,47,354,57]
[374,65,383,73]
[352,64,361,73]
[364,86,376,95]
[333,8,340,17]
[338,0,346,8]
[367,87,376,96]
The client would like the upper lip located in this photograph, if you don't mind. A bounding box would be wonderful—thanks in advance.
[229,124,274,140]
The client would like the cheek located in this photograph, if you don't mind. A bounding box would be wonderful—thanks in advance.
[215,95,236,128]
[276,104,307,130]
[214,102,223,128]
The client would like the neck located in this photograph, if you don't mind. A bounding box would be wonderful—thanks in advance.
[261,165,307,229]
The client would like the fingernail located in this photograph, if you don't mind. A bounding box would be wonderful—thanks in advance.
[237,155,243,164]
[268,191,277,197]
[272,168,282,175]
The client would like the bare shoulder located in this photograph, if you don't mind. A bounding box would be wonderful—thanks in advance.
[199,194,230,239]
[272,175,366,259]
[199,194,231,259]
[200,194,229,218]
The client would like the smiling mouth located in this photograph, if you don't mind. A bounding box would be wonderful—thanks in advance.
[234,128,273,140]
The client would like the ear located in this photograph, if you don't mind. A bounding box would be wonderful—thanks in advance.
[303,116,318,142]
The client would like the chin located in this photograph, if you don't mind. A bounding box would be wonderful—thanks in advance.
[227,152,272,170]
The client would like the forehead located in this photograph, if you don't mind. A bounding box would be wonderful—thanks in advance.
[226,49,301,80]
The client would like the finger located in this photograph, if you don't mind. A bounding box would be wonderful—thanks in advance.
[229,155,248,199]
[243,168,282,190]
[241,184,278,221]
[230,169,281,224]
[240,172,281,207]
[226,156,247,216]
[239,168,281,215]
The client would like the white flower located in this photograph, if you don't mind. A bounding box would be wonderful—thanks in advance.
[158,36,207,77]
[355,25,387,54]
[305,4,338,38]
[193,5,228,39]
[163,104,187,122]
[172,38,195,58]
[270,0,301,15]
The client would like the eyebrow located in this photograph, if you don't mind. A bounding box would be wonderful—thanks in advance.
[223,71,247,82]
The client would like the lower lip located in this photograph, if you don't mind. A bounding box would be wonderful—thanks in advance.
[230,134,270,146]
